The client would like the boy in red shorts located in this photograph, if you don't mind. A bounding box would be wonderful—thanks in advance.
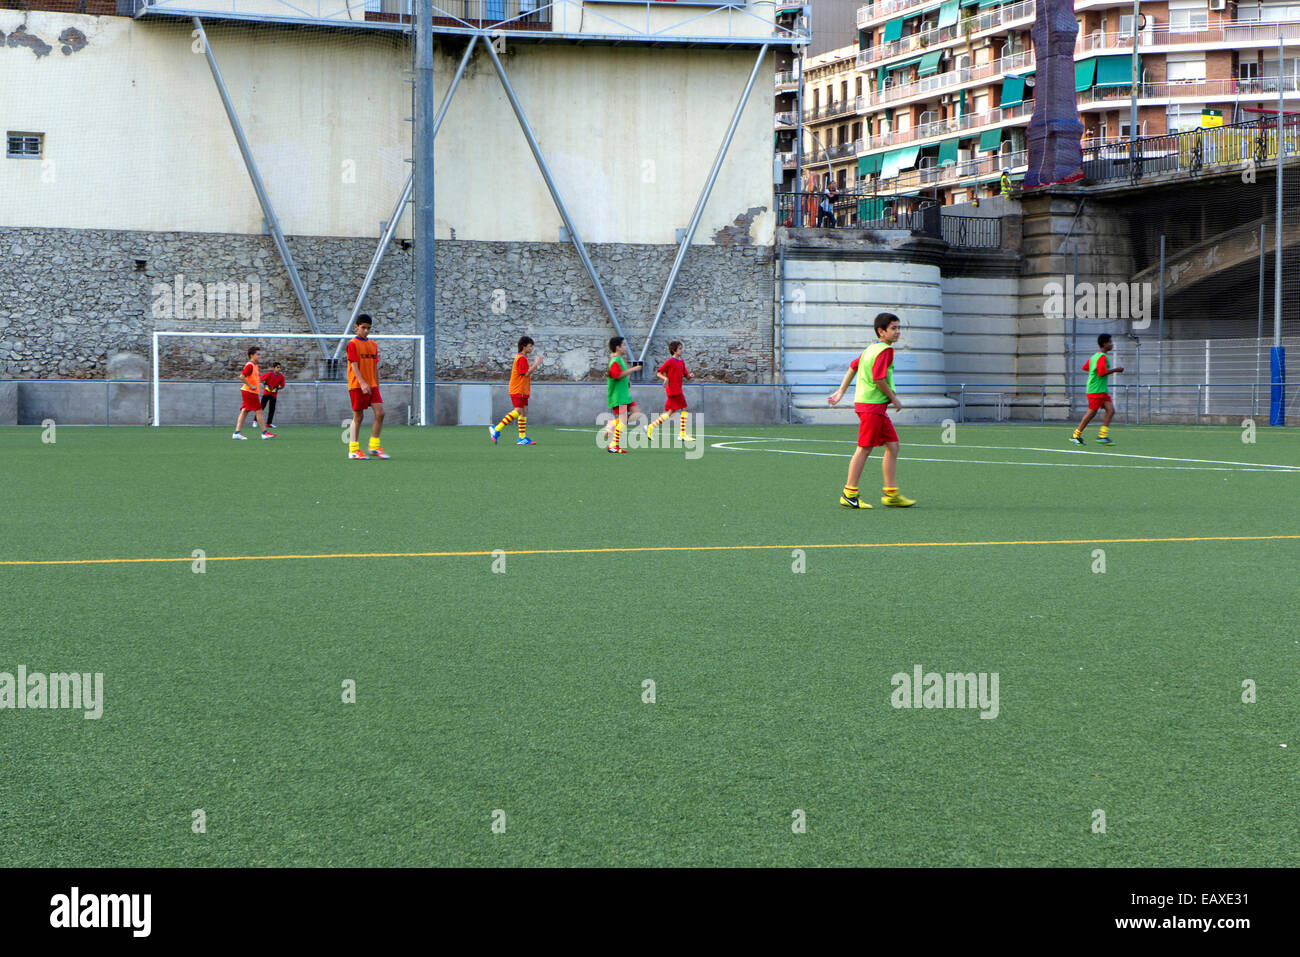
[1071,333,1123,445]
[826,312,916,508]
[346,314,388,460]
[647,340,694,443]
[490,336,543,446]
[232,346,275,440]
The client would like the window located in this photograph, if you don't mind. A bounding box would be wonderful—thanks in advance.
[812,89,820,110]
[1168,1,1209,32]
[851,121,862,141]
[6,132,42,159]
[1167,104,1203,132]
[841,80,849,102]
[855,77,863,97]
[1239,60,1259,81]
[1166,53,1207,84]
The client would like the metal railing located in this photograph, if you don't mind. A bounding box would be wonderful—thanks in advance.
[856,0,1035,70]
[862,100,1033,153]
[941,215,1002,248]
[1082,114,1300,184]
[865,50,1034,108]
[803,100,858,123]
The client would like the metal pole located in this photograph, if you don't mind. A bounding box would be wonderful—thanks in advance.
[795,41,804,226]
[482,40,627,347]
[413,0,436,424]
[335,35,478,360]
[1258,222,1266,387]
[1158,233,1165,409]
[1129,0,1140,179]
[151,332,159,427]
[1274,31,1286,424]
[193,18,326,357]
[638,44,770,366]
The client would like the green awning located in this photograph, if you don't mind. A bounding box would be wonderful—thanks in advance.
[859,198,886,221]
[938,0,960,27]
[979,127,1002,151]
[887,55,925,73]
[977,0,1010,7]
[877,66,887,91]
[858,154,883,176]
[881,146,920,180]
[1095,54,1139,87]
[1076,58,1098,92]
[937,138,960,167]
[958,88,967,115]
[1000,75,1025,108]
[883,18,904,43]
[918,51,944,77]
[777,6,802,13]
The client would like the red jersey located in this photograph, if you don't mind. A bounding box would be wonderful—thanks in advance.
[657,356,690,395]
[509,353,531,397]
[261,371,286,394]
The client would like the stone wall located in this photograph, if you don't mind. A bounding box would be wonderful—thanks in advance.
[0,226,776,384]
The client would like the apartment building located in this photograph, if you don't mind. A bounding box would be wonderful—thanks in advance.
[792,0,1300,221]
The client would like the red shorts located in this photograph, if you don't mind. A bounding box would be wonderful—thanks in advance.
[510,394,529,409]
[240,390,261,412]
[350,386,383,411]
[1087,393,1111,411]
[610,403,638,416]
[854,402,898,448]
[664,394,688,412]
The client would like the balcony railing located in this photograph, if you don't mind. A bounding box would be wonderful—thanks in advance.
[863,99,1033,152]
[866,49,1034,108]
[802,100,859,123]
[776,111,798,128]
[856,0,1035,71]
[856,0,938,30]
[776,69,801,88]
[878,148,1027,193]
[1078,18,1300,53]
[1078,76,1300,105]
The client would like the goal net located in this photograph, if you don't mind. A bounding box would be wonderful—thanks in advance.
[151,332,426,427]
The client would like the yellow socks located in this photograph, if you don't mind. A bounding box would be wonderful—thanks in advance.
[650,413,670,429]
[349,441,360,454]
[843,485,858,499]
[497,409,520,431]
[518,414,526,439]
[679,412,689,438]
[369,436,381,450]
[1098,425,1109,438]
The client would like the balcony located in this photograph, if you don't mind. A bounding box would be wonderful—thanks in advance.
[863,99,1034,152]
[803,100,859,123]
[776,69,801,90]
[776,110,799,129]
[1077,76,1300,107]
[856,0,1035,71]
[856,0,936,30]
[865,49,1034,109]
[1078,18,1300,54]
[878,148,1028,193]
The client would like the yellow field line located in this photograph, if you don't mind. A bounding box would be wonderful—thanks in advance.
[1,534,1298,567]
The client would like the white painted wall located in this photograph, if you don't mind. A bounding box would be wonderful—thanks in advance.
[1,13,776,245]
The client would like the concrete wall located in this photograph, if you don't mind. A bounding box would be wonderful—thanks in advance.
[1,13,776,245]
[0,227,775,381]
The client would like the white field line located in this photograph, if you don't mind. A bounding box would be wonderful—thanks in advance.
[555,428,1300,472]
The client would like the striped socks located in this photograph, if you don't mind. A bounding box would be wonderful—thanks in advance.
[679,412,689,438]
[843,485,858,500]
[612,419,624,450]
[496,409,519,432]
[518,414,527,439]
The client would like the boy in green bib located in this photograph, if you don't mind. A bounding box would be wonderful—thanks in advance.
[605,336,643,454]
[827,312,916,508]
[1071,333,1123,445]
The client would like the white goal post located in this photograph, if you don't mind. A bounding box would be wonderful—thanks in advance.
[151,331,427,427]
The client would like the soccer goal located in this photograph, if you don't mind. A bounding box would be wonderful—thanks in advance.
[151,331,427,427]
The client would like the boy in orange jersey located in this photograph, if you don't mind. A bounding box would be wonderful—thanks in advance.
[346,314,388,460]
[490,336,543,446]
[233,346,275,440]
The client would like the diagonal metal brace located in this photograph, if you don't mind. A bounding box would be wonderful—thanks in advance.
[193,17,326,357]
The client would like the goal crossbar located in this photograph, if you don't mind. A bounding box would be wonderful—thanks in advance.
[151,331,426,427]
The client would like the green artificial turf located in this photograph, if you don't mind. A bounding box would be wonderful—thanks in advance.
[1,422,1298,866]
